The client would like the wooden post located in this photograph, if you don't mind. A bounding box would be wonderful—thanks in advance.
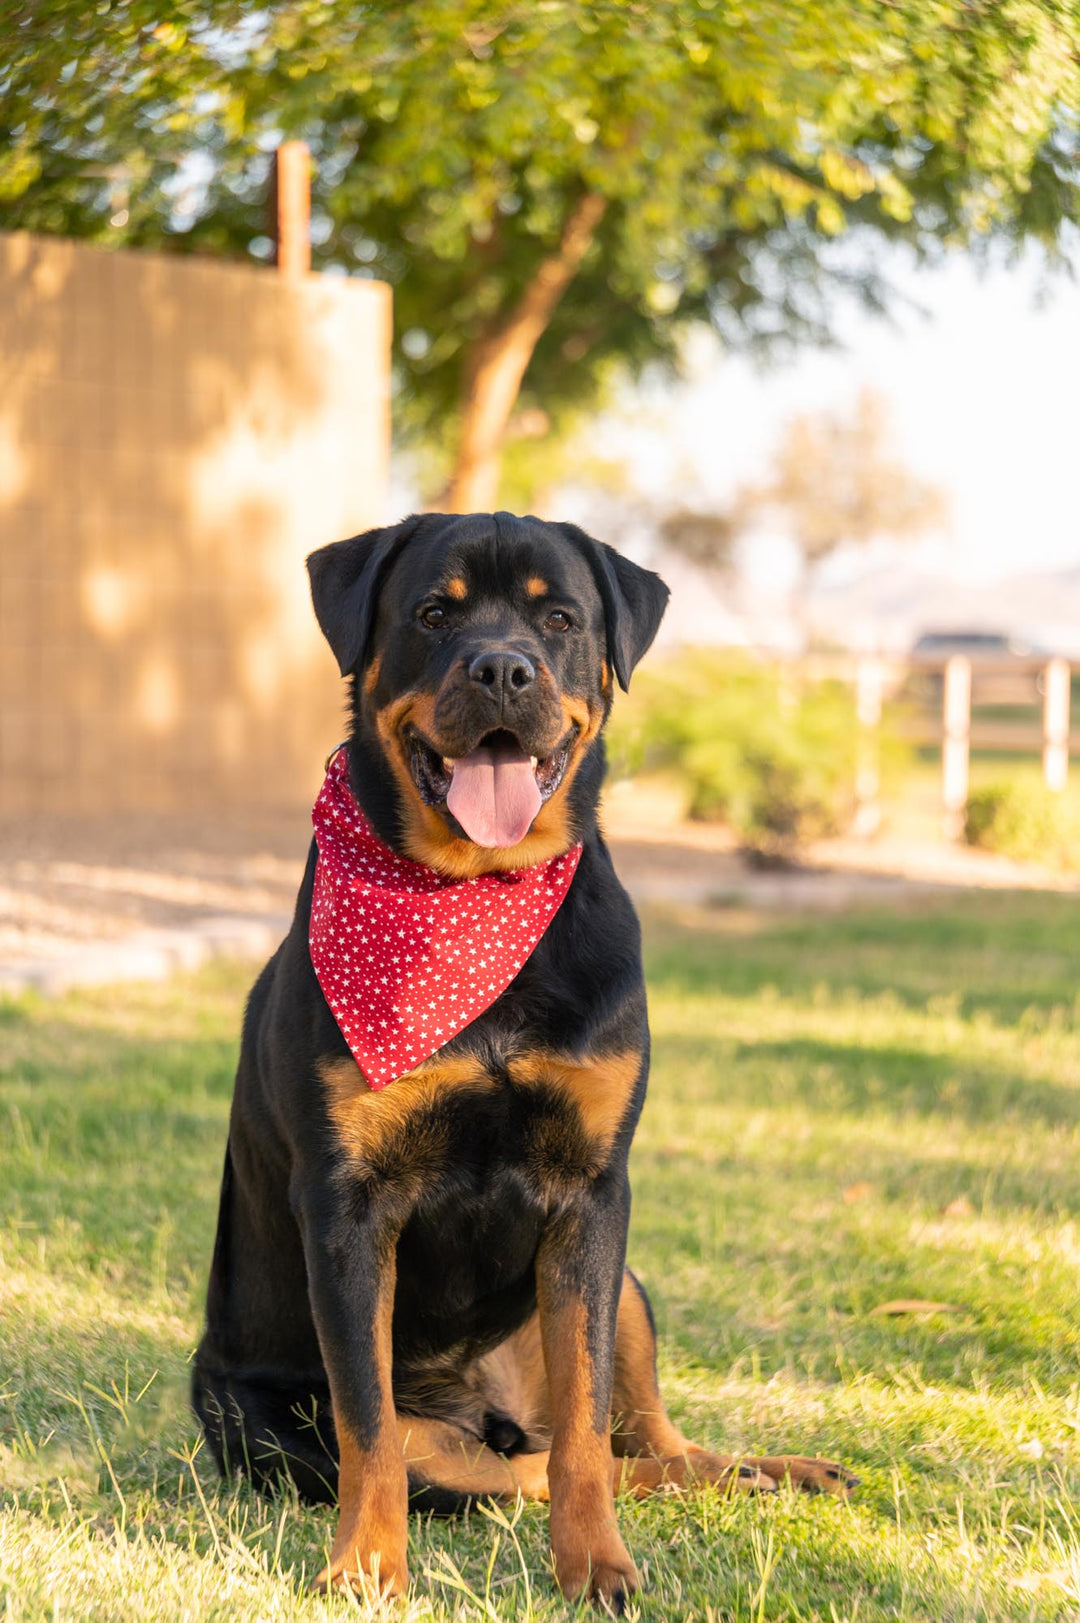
[1042,657,1070,792]
[272,141,311,277]
[853,657,883,836]
[942,655,971,840]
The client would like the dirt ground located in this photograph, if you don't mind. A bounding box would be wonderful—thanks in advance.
[1,794,1074,995]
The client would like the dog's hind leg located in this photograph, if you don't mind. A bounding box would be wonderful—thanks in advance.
[611,1270,857,1499]
[608,1270,773,1494]
[192,1362,339,1504]
[400,1413,784,1506]
[400,1416,552,1512]
[611,1269,695,1461]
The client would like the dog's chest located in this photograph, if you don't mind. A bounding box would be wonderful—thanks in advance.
[317,1045,638,1210]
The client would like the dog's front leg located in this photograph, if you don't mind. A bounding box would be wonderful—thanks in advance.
[537,1175,639,1609]
[298,1186,408,1597]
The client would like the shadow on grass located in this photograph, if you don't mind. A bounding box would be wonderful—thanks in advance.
[643,893,1080,1028]
[654,1027,1080,1137]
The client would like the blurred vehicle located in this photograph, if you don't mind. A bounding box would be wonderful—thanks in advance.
[910,629,1044,664]
[907,628,1061,717]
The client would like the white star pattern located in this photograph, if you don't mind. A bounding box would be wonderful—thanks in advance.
[309,749,582,1089]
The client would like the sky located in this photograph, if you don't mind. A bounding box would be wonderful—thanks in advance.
[576,245,1080,595]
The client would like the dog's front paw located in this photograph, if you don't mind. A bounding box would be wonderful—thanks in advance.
[313,1547,409,1599]
[553,1540,640,1612]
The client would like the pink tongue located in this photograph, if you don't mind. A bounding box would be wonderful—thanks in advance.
[446,738,543,848]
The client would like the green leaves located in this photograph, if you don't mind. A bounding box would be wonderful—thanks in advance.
[3,0,1078,491]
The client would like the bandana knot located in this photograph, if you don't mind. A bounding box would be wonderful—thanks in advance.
[309,748,582,1088]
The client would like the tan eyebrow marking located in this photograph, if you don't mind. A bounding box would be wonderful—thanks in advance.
[526,576,548,597]
[445,577,468,600]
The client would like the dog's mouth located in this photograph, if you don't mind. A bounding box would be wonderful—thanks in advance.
[406,725,577,849]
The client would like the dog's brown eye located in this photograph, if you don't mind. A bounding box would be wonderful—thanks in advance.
[544,610,571,633]
[420,606,447,629]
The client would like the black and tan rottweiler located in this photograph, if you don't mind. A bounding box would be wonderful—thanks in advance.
[193,510,854,1608]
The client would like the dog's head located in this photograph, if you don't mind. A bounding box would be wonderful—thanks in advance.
[307,511,668,877]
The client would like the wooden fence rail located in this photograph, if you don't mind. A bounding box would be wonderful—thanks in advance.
[808,653,1072,840]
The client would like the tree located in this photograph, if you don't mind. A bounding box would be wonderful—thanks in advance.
[655,388,946,645]
[656,507,740,579]
[739,387,947,586]
[4,2,1080,509]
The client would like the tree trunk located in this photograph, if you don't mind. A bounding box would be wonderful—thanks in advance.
[441,192,607,513]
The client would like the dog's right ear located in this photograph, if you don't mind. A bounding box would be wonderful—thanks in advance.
[556,523,670,691]
[306,517,422,676]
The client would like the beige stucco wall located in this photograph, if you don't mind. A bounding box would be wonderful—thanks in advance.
[0,231,390,816]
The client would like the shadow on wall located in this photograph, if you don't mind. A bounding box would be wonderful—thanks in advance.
[0,232,391,817]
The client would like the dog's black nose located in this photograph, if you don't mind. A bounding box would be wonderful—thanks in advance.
[467,650,536,696]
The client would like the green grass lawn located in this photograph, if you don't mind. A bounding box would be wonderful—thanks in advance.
[4,892,1080,1620]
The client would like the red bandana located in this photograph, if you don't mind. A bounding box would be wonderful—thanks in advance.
[309,748,582,1088]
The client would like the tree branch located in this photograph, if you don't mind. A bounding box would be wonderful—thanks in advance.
[443,191,607,511]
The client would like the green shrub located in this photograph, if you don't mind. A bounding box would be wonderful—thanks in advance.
[606,650,871,857]
[964,780,1080,869]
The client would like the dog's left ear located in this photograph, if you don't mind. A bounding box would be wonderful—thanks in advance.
[558,523,670,691]
[306,516,423,676]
